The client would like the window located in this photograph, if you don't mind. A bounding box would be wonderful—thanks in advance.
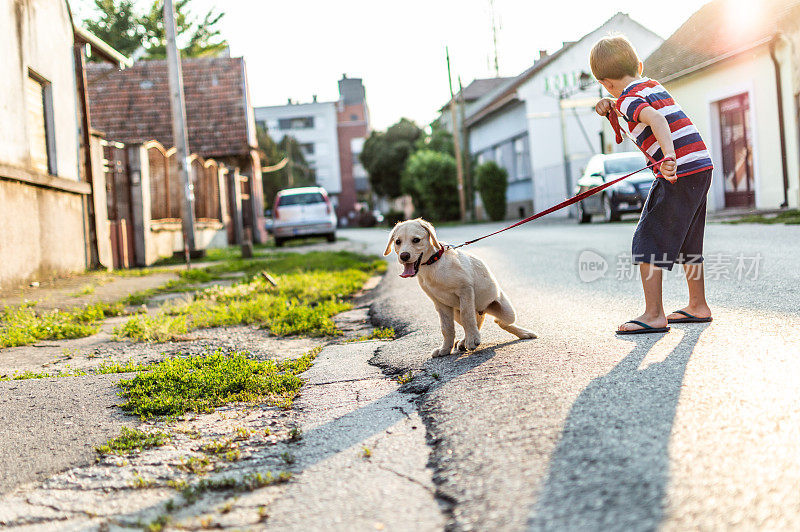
[26,71,56,175]
[513,137,530,179]
[255,119,267,131]
[300,143,315,156]
[277,192,325,206]
[278,116,314,130]
[494,146,503,167]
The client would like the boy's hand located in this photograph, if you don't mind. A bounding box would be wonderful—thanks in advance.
[660,154,678,183]
[595,97,615,117]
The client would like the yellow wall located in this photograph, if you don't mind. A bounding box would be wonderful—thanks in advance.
[661,41,799,211]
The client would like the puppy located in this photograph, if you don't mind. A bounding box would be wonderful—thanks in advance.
[384,218,537,357]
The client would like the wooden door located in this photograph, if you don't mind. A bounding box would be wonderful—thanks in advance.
[719,94,755,207]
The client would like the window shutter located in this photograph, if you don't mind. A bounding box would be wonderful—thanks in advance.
[26,76,48,174]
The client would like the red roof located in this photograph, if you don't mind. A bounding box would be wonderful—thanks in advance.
[645,0,800,81]
[87,56,254,158]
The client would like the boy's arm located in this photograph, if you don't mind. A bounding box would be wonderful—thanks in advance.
[638,107,678,182]
[595,97,622,117]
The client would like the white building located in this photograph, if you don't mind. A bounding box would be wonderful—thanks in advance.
[254,101,342,201]
[645,0,800,211]
[465,13,663,218]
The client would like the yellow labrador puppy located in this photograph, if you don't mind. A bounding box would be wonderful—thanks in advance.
[384,218,537,357]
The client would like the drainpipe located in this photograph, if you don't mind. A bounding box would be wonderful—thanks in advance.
[769,34,790,208]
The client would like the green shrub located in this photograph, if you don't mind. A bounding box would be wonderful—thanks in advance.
[401,150,459,221]
[384,210,405,227]
[475,160,508,221]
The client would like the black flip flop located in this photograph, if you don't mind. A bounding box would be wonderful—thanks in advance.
[615,320,670,335]
[667,310,713,324]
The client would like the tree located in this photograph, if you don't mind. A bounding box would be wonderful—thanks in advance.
[360,118,421,198]
[475,161,508,221]
[415,123,454,156]
[82,0,144,58]
[402,150,459,221]
[140,0,227,59]
[256,126,315,209]
[82,0,227,60]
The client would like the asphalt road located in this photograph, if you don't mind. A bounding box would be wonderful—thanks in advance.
[341,218,800,531]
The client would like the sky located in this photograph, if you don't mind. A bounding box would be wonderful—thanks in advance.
[72,0,712,130]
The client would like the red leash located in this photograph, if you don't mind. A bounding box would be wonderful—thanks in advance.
[450,113,671,250]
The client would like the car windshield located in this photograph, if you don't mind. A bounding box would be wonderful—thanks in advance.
[277,192,325,206]
[604,156,646,175]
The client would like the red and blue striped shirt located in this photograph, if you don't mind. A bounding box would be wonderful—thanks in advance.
[616,78,713,178]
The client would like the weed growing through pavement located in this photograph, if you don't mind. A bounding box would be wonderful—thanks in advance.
[432,372,441,380]
[176,455,213,475]
[361,446,372,459]
[131,473,155,489]
[396,371,413,385]
[114,251,385,342]
[117,348,320,420]
[0,302,124,348]
[72,284,95,297]
[288,427,303,442]
[180,472,292,504]
[201,438,237,455]
[344,327,396,342]
[95,427,169,455]
[280,452,296,465]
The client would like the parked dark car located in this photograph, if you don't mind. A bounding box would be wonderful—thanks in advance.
[575,152,655,223]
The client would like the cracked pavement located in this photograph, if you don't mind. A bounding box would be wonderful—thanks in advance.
[341,220,800,531]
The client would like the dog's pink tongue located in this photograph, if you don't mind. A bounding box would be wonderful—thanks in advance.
[399,262,416,278]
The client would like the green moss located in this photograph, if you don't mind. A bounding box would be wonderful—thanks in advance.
[0,302,123,348]
[96,426,169,455]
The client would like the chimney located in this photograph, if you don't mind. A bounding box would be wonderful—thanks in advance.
[539,50,548,60]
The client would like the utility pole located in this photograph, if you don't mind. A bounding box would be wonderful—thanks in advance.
[164,0,196,260]
[446,47,466,221]
[458,76,473,220]
[489,0,500,77]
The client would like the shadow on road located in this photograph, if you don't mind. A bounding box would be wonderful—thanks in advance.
[527,324,709,531]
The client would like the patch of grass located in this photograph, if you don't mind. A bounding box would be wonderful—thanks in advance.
[95,426,169,455]
[723,209,800,225]
[96,359,154,374]
[180,472,292,504]
[224,449,241,462]
[344,327,396,342]
[113,314,189,342]
[72,284,95,297]
[201,437,237,455]
[0,302,123,348]
[131,473,155,489]
[288,427,303,442]
[396,371,413,385]
[115,252,383,342]
[117,349,320,420]
[145,514,171,532]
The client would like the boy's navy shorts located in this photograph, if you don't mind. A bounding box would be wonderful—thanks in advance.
[632,169,713,270]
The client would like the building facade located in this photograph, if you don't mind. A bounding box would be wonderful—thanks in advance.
[336,75,370,224]
[644,0,800,211]
[463,13,663,219]
[1,0,88,289]
[254,101,342,200]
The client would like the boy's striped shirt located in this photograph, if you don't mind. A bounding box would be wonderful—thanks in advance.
[615,78,713,178]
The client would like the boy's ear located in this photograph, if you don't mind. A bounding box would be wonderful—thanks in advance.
[637,60,643,76]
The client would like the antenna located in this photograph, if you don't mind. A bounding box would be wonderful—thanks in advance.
[489,0,500,76]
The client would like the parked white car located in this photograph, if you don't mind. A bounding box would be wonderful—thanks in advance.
[271,187,337,247]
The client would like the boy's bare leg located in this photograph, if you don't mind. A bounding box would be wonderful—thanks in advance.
[667,263,712,319]
[618,262,668,331]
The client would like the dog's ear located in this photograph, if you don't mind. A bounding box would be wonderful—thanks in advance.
[383,225,399,256]
[418,219,441,250]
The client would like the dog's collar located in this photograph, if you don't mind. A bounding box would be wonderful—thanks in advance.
[422,246,446,266]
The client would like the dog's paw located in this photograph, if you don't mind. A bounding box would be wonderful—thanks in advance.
[431,347,452,358]
[519,329,538,339]
[464,333,481,350]
[456,339,467,351]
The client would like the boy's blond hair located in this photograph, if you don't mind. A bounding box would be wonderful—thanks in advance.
[589,35,640,80]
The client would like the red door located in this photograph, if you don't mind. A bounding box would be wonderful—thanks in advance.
[719,94,755,208]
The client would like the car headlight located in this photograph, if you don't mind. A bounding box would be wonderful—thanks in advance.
[616,182,637,193]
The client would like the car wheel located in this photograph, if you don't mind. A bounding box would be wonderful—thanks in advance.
[577,201,591,224]
[274,237,285,247]
[326,232,336,243]
[602,194,621,222]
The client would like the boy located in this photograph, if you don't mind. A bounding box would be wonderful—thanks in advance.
[589,35,714,334]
